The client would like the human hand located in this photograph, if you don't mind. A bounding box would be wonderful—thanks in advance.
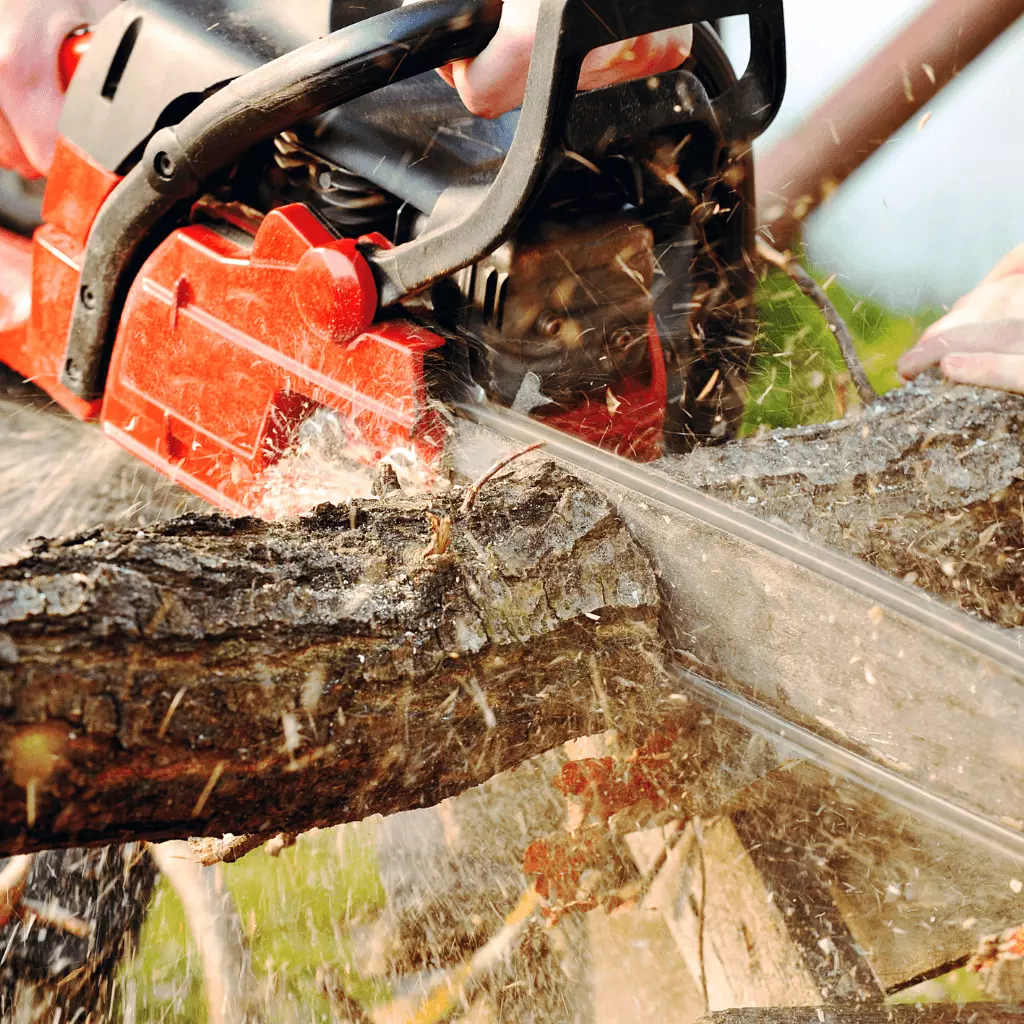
[0,0,117,177]
[407,0,692,118]
[897,245,1024,394]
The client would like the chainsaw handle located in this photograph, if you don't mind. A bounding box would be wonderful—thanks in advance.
[368,0,786,306]
[62,0,503,398]
[61,0,784,398]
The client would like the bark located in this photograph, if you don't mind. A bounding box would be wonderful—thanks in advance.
[0,457,664,854]
[664,376,1024,628]
[2,376,1021,849]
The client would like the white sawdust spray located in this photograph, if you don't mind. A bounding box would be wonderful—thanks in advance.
[0,386,446,542]
[252,406,446,520]
[0,390,202,549]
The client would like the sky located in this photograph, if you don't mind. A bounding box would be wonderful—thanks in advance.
[722,2,1024,312]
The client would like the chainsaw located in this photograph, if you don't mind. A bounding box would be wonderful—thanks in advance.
[3,0,1024,851]
[0,0,785,514]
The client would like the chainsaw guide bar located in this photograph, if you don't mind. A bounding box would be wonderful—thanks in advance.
[454,400,1024,844]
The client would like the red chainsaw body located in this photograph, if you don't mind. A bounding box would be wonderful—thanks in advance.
[0,135,665,514]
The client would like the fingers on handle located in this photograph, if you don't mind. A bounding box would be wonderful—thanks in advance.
[578,27,693,92]
[438,16,693,118]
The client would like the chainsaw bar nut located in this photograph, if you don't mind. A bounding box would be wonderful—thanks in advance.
[293,239,377,345]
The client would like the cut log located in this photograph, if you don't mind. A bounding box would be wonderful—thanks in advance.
[0,457,663,854]
[667,377,1024,628]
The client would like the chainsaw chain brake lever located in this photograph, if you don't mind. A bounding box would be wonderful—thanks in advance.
[60,0,784,401]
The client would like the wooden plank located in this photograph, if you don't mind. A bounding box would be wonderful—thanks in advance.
[730,762,1024,993]
[696,1007,1024,1024]
[586,907,703,1024]
[636,818,826,1010]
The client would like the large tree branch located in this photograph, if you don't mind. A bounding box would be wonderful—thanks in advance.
[0,458,664,854]
[2,376,1023,854]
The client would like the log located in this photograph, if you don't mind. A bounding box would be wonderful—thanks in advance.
[667,377,1024,628]
[1,378,1022,845]
[0,457,664,854]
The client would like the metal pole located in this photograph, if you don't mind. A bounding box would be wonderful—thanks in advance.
[757,0,1023,249]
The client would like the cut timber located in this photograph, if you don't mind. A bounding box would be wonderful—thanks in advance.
[453,379,1024,828]
[696,1007,1024,1024]
[0,458,664,854]
[634,817,870,1011]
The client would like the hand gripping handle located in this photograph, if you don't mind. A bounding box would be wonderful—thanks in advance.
[367,0,786,306]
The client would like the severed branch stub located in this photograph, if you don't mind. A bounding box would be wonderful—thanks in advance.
[0,457,665,855]
[459,441,546,514]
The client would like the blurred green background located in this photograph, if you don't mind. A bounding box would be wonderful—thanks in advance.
[741,264,940,434]
[122,823,388,1021]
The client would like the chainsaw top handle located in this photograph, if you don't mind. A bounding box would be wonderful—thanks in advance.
[61,0,785,401]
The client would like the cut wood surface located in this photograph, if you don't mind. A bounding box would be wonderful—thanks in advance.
[0,457,665,854]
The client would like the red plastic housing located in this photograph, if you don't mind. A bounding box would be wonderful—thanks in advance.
[101,204,448,513]
[0,136,120,420]
[544,321,666,463]
[0,134,666,514]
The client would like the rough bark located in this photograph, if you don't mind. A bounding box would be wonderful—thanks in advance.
[664,376,1024,628]
[0,457,664,854]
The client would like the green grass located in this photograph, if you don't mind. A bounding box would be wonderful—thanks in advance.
[122,822,387,1022]
[888,968,991,1007]
[743,265,942,434]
